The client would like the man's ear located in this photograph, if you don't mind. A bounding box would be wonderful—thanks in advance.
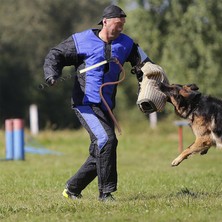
[103,18,107,26]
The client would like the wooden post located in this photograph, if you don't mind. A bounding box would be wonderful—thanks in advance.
[149,112,157,129]
[5,119,14,160]
[174,121,189,153]
[13,119,25,160]
[29,104,39,135]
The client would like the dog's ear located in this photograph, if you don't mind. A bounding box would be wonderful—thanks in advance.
[179,89,191,98]
[180,88,201,100]
[186,84,199,91]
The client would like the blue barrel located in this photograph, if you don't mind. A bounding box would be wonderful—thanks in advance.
[5,119,14,160]
[13,119,25,160]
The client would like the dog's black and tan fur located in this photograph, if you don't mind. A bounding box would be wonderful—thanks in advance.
[159,82,222,166]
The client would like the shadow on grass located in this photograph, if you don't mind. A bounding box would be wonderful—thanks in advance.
[175,187,200,198]
[125,187,221,201]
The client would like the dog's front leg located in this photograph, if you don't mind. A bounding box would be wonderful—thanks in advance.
[171,147,193,167]
[171,137,212,167]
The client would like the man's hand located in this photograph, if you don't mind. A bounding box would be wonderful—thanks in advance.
[46,76,57,86]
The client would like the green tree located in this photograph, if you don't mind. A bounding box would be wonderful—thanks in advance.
[2,0,222,129]
[119,0,222,97]
[161,0,222,96]
[0,0,109,128]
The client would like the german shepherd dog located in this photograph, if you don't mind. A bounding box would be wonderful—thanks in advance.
[159,82,222,166]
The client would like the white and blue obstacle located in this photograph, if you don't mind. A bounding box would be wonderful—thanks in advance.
[5,119,25,160]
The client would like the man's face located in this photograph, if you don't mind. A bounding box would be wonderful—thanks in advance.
[103,17,126,40]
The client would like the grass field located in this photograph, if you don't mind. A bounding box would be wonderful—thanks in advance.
[1,117,222,222]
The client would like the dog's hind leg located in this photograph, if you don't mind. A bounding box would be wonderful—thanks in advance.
[171,137,212,166]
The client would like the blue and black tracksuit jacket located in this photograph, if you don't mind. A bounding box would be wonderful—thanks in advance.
[44,29,150,111]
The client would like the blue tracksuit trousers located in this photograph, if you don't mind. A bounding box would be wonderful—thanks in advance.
[66,105,118,195]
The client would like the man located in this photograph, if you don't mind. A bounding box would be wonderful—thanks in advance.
[43,5,152,201]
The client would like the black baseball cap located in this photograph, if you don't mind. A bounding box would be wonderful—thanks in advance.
[98,5,127,25]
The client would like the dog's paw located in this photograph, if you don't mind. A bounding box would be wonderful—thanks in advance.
[171,158,181,167]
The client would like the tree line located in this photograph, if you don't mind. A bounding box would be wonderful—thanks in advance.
[1,0,222,129]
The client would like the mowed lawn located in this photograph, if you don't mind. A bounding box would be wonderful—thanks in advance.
[0,118,222,222]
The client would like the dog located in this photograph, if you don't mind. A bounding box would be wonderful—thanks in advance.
[159,82,222,166]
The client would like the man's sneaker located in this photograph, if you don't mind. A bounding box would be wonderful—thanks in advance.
[62,189,82,200]
[99,193,115,202]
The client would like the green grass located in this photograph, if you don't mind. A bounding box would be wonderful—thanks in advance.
[1,118,222,222]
